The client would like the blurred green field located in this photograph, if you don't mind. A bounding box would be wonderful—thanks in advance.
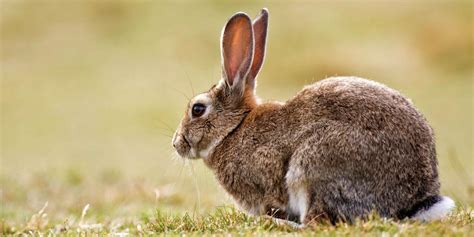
[1,0,473,235]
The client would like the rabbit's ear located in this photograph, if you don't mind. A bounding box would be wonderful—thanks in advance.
[247,8,269,90]
[221,13,254,91]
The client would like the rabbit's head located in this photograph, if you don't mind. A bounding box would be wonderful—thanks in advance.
[173,9,269,159]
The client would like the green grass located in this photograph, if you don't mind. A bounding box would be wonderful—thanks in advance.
[1,0,473,236]
[2,206,473,236]
[1,168,472,236]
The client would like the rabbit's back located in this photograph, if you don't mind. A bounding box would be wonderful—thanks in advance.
[289,77,420,127]
[285,77,440,222]
[287,77,435,145]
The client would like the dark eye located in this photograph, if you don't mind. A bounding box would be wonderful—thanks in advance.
[192,103,206,117]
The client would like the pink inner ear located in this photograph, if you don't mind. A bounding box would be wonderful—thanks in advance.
[222,14,253,86]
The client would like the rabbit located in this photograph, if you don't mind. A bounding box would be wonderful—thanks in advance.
[172,8,455,225]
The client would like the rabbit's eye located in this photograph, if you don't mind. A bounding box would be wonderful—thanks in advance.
[192,103,206,117]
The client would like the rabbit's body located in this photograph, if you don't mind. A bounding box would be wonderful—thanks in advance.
[204,76,440,223]
[172,9,455,225]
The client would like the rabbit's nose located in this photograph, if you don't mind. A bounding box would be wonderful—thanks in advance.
[172,133,178,148]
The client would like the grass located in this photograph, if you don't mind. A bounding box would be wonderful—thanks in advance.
[1,168,473,236]
[1,0,473,236]
[2,206,473,236]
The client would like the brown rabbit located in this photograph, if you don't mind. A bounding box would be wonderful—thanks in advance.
[172,8,455,225]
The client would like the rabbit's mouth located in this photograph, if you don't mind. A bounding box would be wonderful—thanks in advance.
[172,132,202,159]
[172,132,191,158]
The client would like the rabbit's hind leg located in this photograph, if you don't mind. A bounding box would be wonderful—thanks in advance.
[286,129,379,224]
[285,131,346,225]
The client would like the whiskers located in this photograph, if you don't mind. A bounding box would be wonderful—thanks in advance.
[168,151,202,214]
[158,131,203,215]
[179,60,196,98]
[156,130,173,139]
[184,68,195,98]
[154,117,175,139]
[156,63,202,213]
[170,86,191,101]
[188,161,202,213]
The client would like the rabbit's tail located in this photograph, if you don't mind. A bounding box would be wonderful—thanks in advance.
[412,195,455,221]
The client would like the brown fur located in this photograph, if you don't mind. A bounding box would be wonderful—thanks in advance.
[172,9,443,224]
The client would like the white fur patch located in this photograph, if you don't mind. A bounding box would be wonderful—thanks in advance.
[286,166,308,223]
[413,196,455,221]
[216,79,226,89]
[189,147,197,158]
[192,93,212,104]
[288,186,308,223]
[198,140,218,159]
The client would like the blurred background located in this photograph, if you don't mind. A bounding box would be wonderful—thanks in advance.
[1,0,472,226]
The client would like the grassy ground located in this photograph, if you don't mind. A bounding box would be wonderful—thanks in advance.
[2,205,473,236]
[1,167,472,235]
[1,0,473,236]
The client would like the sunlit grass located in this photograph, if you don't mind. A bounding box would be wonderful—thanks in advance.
[1,168,473,235]
[2,205,473,236]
